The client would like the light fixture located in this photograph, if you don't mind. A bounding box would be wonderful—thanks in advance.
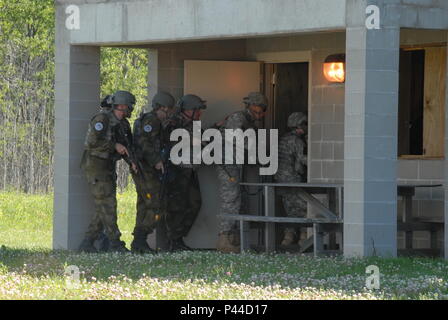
[323,54,345,83]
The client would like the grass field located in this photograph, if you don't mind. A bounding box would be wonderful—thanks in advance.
[0,190,447,300]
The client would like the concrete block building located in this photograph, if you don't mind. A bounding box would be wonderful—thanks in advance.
[54,0,448,258]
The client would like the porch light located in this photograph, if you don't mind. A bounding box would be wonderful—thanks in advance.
[323,54,345,83]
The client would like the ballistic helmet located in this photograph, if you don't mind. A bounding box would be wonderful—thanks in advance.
[108,90,136,112]
[243,92,268,111]
[177,94,207,110]
[100,95,112,109]
[152,91,175,109]
[287,112,308,130]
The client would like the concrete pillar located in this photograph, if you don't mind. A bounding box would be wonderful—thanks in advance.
[343,0,400,257]
[147,49,159,111]
[445,32,448,260]
[53,5,100,249]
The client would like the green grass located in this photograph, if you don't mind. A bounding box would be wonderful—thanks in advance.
[0,190,447,299]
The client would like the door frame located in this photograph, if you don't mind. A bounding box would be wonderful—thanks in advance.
[253,50,312,182]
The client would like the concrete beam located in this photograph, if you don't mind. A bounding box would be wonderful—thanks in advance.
[56,0,347,45]
[55,0,448,49]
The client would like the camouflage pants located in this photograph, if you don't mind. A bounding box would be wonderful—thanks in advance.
[216,165,241,232]
[164,167,201,240]
[280,188,307,233]
[84,171,121,242]
[132,168,162,239]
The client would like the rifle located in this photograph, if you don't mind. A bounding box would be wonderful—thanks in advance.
[117,120,154,202]
[158,135,175,211]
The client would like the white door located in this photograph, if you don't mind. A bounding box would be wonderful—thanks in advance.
[183,60,262,248]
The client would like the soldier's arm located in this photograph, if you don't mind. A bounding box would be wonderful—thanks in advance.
[293,138,307,174]
[224,112,255,154]
[224,112,245,130]
[117,119,135,166]
[85,114,116,155]
[139,116,162,167]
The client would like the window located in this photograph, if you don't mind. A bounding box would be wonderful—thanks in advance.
[398,46,446,158]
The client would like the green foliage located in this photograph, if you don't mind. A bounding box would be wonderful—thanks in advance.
[101,48,149,119]
[0,0,55,193]
[0,1,148,193]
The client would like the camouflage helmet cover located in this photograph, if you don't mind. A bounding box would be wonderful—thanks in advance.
[177,94,207,110]
[152,91,175,109]
[243,92,268,110]
[287,112,308,129]
[108,90,136,111]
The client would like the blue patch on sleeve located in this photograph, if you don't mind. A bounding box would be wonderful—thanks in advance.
[94,122,104,131]
[144,124,152,133]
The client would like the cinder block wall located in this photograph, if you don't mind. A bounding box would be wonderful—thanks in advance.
[246,32,347,184]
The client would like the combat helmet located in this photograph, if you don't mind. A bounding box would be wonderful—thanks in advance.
[287,112,308,130]
[177,94,207,110]
[243,92,268,111]
[152,91,175,109]
[100,95,112,109]
[107,90,136,112]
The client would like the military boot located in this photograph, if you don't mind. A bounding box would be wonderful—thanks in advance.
[131,236,156,254]
[78,237,97,253]
[108,240,130,253]
[216,231,240,253]
[281,229,297,247]
[169,238,192,252]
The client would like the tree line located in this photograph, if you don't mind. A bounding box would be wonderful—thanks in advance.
[0,0,148,193]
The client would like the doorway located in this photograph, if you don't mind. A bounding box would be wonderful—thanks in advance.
[264,62,310,250]
[264,62,309,136]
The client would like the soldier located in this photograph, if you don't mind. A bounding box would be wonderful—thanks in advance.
[274,112,308,246]
[163,94,206,251]
[215,92,267,253]
[130,92,174,253]
[78,90,137,253]
[89,95,114,252]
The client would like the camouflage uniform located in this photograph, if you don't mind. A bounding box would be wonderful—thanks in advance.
[216,108,258,232]
[274,131,307,219]
[274,112,308,242]
[80,109,129,247]
[215,92,268,253]
[163,111,202,244]
[131,111,164,245]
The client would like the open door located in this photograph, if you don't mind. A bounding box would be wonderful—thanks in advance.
[183,60,262,249]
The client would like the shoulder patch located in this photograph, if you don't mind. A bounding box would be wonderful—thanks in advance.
[143,124,153,133]
[94,122,104,131]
